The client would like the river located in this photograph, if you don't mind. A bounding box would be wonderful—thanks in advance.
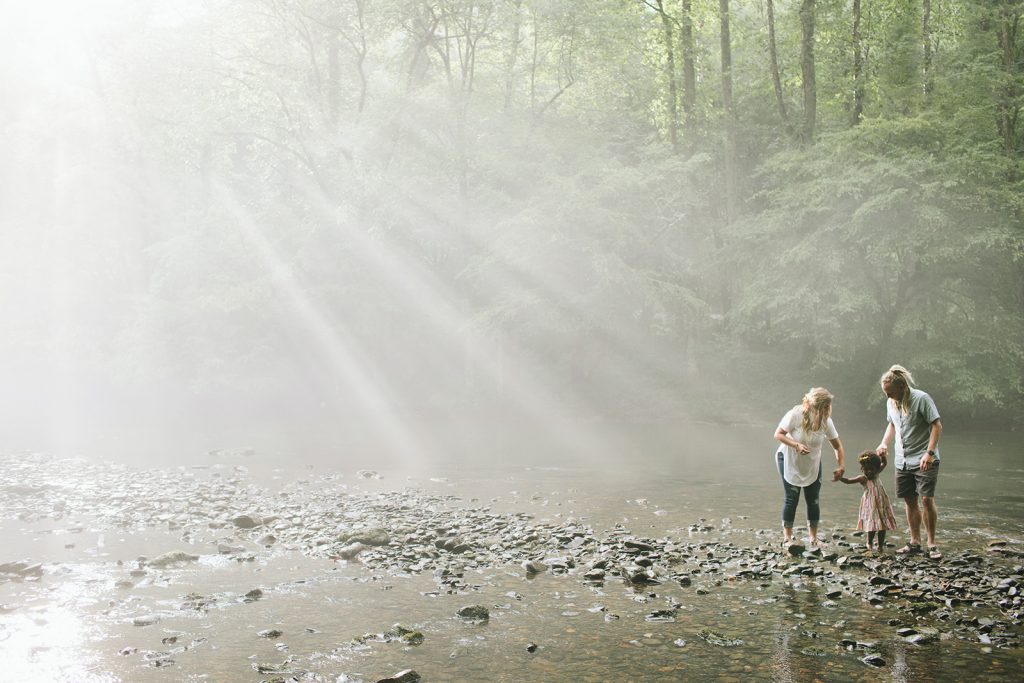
[0,419,1021,682]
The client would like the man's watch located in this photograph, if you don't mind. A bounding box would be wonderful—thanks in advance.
[926,449,936,456]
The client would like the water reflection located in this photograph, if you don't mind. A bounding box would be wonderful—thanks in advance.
[0,575,113,682]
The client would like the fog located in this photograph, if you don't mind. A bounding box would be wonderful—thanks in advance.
[3,1,1015,466]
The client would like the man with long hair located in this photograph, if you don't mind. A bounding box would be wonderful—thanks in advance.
[876,365,944,559]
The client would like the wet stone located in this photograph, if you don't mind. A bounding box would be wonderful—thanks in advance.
[148,551,200,568]
[625,540,655,552]
[645,609,677,623]
[861,653,886,667]
[376,669,421,683]
[698,628,743,647]
[522,560,547,576]
[231,514,262,529]
[457,605,489,622]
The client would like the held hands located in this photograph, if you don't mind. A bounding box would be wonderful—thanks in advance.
[876,444,888,458]
[831,467,844,482]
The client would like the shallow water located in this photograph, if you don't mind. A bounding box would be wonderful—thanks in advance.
[1,421,1021,681]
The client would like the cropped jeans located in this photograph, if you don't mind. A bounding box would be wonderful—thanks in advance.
[776,450,822,527]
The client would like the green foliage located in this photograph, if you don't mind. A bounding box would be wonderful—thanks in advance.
[736,114,1024,415]
[14,0,1020,425]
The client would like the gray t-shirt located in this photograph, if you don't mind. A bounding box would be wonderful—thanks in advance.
[886,388,941,470]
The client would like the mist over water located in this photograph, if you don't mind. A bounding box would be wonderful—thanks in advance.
[2,4,1023,680]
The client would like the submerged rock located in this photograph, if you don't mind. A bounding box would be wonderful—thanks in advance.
[697,628,743,647]
[257,629,283,639]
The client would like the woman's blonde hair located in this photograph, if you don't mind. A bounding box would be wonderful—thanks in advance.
[800,387,833,434]
[881,364,914,414]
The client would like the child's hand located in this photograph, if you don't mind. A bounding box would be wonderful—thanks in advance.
[831,470,842,482]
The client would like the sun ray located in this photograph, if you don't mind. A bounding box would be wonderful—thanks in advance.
[211,180,431,465]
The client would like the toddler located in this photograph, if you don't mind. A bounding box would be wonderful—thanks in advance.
[836,451,897,551]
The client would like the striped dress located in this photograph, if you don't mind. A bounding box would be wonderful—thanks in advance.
[857,478,898,532]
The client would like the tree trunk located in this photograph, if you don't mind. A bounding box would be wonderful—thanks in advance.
[717,0,735,314]
[799,0,817,144]
[922,0,933,98]
[656,0,680,150]
[766,0,790,128]
[530,10,540,110]
[504,0,523,112]
[719,0,734,116]
[719,0,736,225]
[851,0,864,125]
[327,30,341,128]
[996,1,1021,159]
[354,0,369,116]
[680,0,697,125]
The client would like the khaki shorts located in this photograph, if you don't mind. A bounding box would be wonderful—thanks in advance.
[896,462,939,499]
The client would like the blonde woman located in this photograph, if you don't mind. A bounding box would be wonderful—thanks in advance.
[774,388,846,550]
[876,364,943,559]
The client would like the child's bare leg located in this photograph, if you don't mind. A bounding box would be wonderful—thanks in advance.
[877,531,886,551]
[866,531,876,551]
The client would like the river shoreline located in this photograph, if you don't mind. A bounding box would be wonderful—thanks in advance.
[1,452,1021,681]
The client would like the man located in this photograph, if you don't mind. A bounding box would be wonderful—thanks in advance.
[876,364,943,559]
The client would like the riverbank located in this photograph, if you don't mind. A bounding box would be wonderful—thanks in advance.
[1,452,1021,681]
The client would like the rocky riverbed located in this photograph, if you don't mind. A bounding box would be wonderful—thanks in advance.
[0,451,1021,681]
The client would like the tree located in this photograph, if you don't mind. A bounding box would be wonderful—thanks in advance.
[798,0,817,143]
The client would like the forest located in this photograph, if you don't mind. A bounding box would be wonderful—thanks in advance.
[2,0,1022,446]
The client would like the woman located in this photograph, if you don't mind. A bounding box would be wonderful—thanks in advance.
[774,387,846,550]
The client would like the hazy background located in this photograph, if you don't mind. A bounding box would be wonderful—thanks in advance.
[1,0,1021,465]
